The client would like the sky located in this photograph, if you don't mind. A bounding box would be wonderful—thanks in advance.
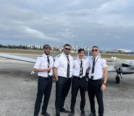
[0,0,134,50]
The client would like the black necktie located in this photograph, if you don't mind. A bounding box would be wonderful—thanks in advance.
[47,55,50,75]
[91,58,95,80]
[79,60,83,77]
[67,56,70,78]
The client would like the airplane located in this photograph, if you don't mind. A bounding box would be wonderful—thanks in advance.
[111,57,134,84]
[0,50,134,84]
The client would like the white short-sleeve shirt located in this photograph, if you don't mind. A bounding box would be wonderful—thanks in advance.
[34,53,53,77]
[73,57,89,77]
[88,56,107,80]
[54,53,73,78]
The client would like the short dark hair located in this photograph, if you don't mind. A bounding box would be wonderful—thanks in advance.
[78,48,85,53]
[43,44,51,49]
[64,44,71,48]
[92,46,99,49]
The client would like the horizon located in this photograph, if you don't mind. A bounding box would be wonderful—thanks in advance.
[0,43,134,51]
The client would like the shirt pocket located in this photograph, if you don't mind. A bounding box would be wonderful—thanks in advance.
[83,63,87,68]
[50,61,53,68]
[61,61,67,68]
[73,62,79,71]
[95,60,102,67]
[41,63,47,68]
[70,60,73,69]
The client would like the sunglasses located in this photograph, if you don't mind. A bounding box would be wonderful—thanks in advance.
[92,49,98,52]
[65,48,71,51]
[44,47,51,50]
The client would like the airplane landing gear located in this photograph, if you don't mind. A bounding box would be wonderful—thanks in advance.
[115,68,122,84]
[115,76,120,84]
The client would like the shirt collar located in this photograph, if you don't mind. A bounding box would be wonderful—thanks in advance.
[77,58,83,66]
[42,53,49,57]
[77,56,83,61]
[63,52,70,57]
[92,55,99,60]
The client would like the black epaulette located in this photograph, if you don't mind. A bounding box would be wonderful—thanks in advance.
[38,55,43,57]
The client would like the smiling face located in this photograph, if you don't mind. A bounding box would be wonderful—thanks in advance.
[63,45,71,55]
[78,49,85,59]
[43,45,51,55]
[92,46,99,57]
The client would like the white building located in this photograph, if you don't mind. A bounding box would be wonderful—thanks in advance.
[117,49,132,53]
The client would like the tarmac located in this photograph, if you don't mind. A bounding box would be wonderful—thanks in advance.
[0,54,134,116]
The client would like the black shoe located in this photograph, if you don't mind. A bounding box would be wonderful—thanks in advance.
[81,111,86,116]
[56,111,60,116]
[68,112,74,116]
[41,112,50,116]
[88,113,96,116]
[60,108,70,113]
[34,115,38,116]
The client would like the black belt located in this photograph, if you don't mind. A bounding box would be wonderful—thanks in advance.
[73,76,85,79]
[58,76,71,78]
[39,76,52,80]
[88,78,102,81]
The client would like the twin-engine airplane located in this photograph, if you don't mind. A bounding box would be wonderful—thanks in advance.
[0,50,134,84]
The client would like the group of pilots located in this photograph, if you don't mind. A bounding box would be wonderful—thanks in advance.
[33,44,108,116]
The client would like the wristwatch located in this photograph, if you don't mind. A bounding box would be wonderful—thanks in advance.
[103,83,106,85]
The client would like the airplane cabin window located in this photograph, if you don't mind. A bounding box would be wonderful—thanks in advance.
[122,64,129,67]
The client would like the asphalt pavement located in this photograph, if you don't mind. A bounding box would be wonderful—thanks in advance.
[0,57,134,116]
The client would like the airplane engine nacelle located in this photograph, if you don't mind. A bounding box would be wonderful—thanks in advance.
[130,62,134,69]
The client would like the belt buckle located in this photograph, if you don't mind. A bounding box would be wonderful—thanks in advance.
[79,75,83,78]
[91,76,94,80]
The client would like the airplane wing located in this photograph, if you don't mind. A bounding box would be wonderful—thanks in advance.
[0,53,36,63]
[107,66,116,72]
[0,52,117,73]
[52,51,62,58]
[111,57,130,65]
[0,51,61,63]
[0,51,62,74]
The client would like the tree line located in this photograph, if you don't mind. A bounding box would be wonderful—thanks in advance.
[0,44,41,50]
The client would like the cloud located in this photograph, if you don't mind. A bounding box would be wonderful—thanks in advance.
[21,26,60,41]
[0,0,134,49]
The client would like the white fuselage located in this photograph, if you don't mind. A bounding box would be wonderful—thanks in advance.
[114,62,134,74]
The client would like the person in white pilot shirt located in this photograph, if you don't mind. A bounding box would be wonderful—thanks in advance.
[69,48,89,116]
[87,46,108,116]
[33,44,53,116]
[54,44,73,116]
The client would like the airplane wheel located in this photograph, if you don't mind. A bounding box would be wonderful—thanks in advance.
[116,76,120,84]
